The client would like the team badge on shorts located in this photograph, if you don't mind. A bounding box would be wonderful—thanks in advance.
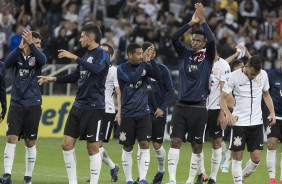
[119,132,127,141]
[233,136,242,147]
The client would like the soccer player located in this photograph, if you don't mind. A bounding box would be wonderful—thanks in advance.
[220,59,244,174]
[167,3,215,184]
[0,30,47,184]
[117,43,161,184]
[198,52,231,184]
[86,43,120,182]
[266,52,282,184]
[135,42,175,184]
[0,61,6,123]
[220,55,276,184]
[38,23,110,184]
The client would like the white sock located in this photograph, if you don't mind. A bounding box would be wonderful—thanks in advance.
[221,142,227,157]
[137,145,140,174]
[4,143,16,174]
[232,160,242,184]
[167,148,180,181]
[155,146,166,172]
[267,149,276,179]
[199,151,206,174]
[187,153,201,182]
[63,149,77,184]
[122,149,133,182]
[25,146,37,177]
[90,153,102,184]
[210,148,222,181]
[139,149,150,180]
[99,147,115,170]
[243,159,259,179]
[222,150,232,168]
[280,153,282,181]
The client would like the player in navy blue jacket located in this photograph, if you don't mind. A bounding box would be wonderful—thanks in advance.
[134,42,175,184]
[38,23,110,184]
[266,52,282,184]
[167,3,215,184]
[1,30,47,184]
[0,61,6,123]
[117,43,161,184]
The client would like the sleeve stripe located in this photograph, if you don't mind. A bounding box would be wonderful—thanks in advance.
[118,65,129,80]
[99,51,106,65]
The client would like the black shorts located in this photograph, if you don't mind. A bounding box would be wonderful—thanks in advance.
[170,102,208,144]
[230,124,264,152]
[267,119,282,141]
[7,105,42,140]
[207,109,222,138]
[223,125,232,142]
[151,118,166,144]
[119,114,151,146]
[100,112,116,143]
[64,106,104,142]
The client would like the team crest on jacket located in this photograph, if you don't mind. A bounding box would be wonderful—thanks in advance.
[28,57,36,66]
[119,132,126,141]
[87,56,93,63]
[233,136,242,147]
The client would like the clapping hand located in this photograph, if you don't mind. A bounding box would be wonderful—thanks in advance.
[143,46,154,62]
[58,49,77,60]
[38,76,56,85]
[195,3,206,23]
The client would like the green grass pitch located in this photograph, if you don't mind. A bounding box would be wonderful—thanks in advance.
[0,137,280,183]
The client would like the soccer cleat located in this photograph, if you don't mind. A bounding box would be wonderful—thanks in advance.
[280,180,282,184]
[133,177,139,184]
[167,180,176,184]
[221,166,229,173]
[126,181,134,184]
[139,179,148,184]
[152,171,164,184]
[268,178,276,184]
[208,178,216,184]
[110,164,119,182]
[86,177,90,182]
[194,173,209,184]
[24,176,32,184]
[0,173,11,184]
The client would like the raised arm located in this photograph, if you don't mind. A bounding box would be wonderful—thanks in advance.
[29,44,47,66]
[4,47,22,68]
[171,11,199,57]
[58,49,110,74]
[38,65,80,85]
[117,63,145,85]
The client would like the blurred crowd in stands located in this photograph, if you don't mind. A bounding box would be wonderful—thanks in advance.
[0,0,281,71]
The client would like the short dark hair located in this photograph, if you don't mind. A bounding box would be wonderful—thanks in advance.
[101,43,114,56]
[141,42,153,52]
[247,55,262,72]
[193,29,206,40]
[230,59,244,71]
[32,31,42,40]
[126,43,142,56]
[81,22,102,43]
